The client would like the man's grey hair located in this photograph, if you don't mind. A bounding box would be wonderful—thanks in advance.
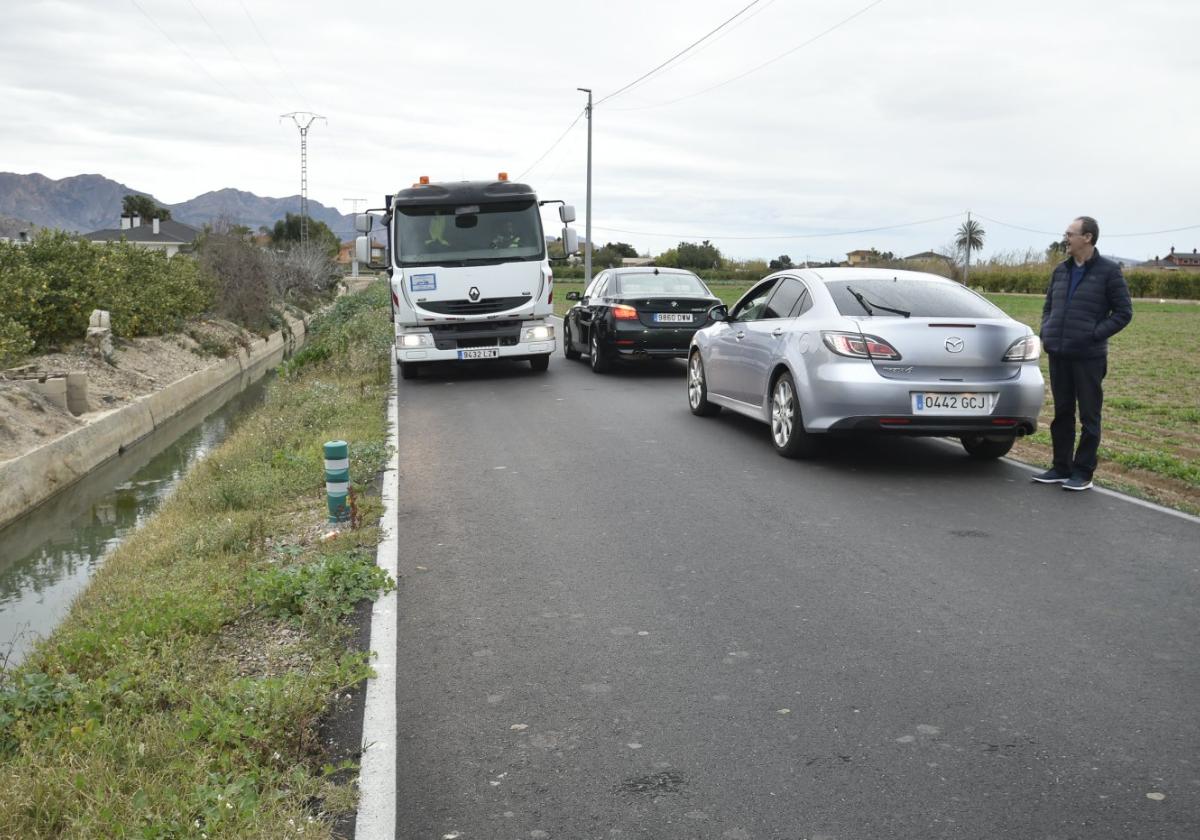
[1075,216,1099,245]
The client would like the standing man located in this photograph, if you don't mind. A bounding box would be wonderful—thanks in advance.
[1033,216,1133,490]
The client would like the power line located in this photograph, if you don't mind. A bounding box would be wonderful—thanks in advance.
[642,0,781,84]
[516,107,586,181]
[591,213,963,241]
[183,0,283,109]
[595,0,764,107]
[975,213,1200,239]
[235,0,311,109]
[610,0,889,112]
[129,0,241,100]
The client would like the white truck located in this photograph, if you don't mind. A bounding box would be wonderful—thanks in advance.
[355,174,578,379]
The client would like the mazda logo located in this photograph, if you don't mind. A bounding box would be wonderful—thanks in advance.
[468,286,480,301]
[945,337,965,353]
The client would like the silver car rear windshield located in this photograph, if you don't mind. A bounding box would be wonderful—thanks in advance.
[614,273,709,296]
[395,199,545,266]
[826,278,1005,318]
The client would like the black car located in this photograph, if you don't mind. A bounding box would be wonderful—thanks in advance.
[562,267,722,373]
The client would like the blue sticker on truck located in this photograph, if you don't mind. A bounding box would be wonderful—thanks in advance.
[409,273,436,292]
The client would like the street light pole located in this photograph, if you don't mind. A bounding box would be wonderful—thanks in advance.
[577,87,593,284]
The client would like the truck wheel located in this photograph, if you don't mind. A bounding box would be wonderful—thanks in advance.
[399,362,420,380]
[529,355,550,373]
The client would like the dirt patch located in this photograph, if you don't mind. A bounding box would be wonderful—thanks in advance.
[0,320,252,462]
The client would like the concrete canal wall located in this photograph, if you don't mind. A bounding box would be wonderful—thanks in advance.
[0,315,307,533]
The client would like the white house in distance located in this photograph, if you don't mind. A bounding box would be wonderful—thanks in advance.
[82,214,201,257]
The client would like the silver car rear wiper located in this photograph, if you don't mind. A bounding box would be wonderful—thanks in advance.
[846,285,910,318]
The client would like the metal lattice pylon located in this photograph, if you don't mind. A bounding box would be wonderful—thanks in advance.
[281,112,326,247]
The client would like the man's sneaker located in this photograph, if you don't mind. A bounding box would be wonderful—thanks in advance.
[1031,468,1070,484]
[1062,476,1094,491]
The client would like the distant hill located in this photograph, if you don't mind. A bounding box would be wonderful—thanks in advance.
[0,172,357,240]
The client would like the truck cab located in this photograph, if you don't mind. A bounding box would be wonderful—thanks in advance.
[357,174,577,379]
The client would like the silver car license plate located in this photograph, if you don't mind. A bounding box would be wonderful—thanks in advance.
[912,392,994,415]
[458,348,499,360]
[654,313,693,323]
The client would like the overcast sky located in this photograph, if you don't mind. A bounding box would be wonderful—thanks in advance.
[2,0,1196,260]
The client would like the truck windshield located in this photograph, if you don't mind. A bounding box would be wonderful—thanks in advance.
[395,200,544,266]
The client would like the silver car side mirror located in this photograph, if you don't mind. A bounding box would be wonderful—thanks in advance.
[708,304,729,322]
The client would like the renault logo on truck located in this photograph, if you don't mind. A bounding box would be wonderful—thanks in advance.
[468,286,481,301]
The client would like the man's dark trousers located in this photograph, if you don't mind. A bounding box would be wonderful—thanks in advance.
[1048,353,1107,480]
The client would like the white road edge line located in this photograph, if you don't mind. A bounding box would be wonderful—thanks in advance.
[931,437,1200,525]
[355,360,399,837]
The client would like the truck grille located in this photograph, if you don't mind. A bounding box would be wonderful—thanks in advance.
[430,320,523,350]
[419,296,531,315]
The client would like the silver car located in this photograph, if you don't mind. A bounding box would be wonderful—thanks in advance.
[687,267,1045,459]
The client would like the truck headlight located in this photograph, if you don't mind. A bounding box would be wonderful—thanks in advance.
[400,332,433,348]
[522,325,554,342]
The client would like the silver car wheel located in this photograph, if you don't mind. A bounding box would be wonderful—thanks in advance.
[771,377,795,447]
[688,354,704,409]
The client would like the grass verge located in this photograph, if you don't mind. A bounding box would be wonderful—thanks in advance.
[555,280,1199,514]
[0,282,395,838]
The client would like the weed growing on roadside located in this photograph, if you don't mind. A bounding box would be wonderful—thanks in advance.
[0,283,393,837]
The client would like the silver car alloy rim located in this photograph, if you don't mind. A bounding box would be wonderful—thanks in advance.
[689,355,703,408]
[772,378,794,447]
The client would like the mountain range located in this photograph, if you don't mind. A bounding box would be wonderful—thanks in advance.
[0,172,360,240]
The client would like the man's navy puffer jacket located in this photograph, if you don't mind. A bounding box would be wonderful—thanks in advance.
[1040,251,1132,358]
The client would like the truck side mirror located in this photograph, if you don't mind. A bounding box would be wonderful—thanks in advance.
[356,236,386,269]
[559,204,576,224]
[355,214,374,234]
[561,227,579,256]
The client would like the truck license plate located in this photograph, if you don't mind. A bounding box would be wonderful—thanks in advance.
[458,348,499,360]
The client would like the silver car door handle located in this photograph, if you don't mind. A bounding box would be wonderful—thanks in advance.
[735,331,745,341]
[771,328,784,337]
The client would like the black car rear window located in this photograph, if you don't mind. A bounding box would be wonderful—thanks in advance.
[614,273,710,296]
[825,277,1005,318]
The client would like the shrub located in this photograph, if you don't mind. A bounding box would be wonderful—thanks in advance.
[269,243,340,309]
[0,312,33,367]
[0,233,214,348]
[196,233,274,332]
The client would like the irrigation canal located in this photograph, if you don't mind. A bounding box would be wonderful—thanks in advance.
[0,374,271,667]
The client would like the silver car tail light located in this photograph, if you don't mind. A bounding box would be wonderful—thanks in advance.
[821,331,902,360]
[1002,334,1041,361]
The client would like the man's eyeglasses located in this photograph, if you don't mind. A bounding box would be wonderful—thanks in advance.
[1063,231,1084,239]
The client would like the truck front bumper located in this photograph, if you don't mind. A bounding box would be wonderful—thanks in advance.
[395,321,555,363]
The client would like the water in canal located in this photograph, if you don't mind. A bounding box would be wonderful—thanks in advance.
[0,374,272,668]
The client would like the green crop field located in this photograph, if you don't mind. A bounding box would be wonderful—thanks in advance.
[553,280,1199,513]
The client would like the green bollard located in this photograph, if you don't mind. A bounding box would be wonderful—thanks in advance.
[324,440,351,523]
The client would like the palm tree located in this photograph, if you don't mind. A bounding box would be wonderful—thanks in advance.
[955,217,986,283]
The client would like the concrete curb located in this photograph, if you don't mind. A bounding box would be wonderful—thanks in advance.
[355,360,399,837]
[0,314,307,532]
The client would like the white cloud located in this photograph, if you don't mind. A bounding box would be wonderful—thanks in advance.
[1,0,1196,260]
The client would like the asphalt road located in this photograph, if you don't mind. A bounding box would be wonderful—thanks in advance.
[389,349,1198,840]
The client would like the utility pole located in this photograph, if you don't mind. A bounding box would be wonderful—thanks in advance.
[281,112,326,248]
[344,198,365,277]
[577,87,593,284]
